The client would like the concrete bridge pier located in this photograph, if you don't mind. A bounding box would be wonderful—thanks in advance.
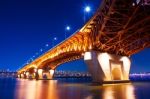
[25,71,30,79]
[37,69,43,79]
[25,71,36,79]
[20,72,26,78]
[37,69,55,80]
[17,74,21,78]
[49,69,55,79]
[84,51,131,84]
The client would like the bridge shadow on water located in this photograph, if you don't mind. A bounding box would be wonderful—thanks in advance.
[0,78,150,99]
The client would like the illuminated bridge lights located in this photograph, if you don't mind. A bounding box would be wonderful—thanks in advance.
[18,0,150,74]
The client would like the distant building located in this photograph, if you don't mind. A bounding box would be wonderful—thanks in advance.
[54,70,91,78]
[0,69,17,78]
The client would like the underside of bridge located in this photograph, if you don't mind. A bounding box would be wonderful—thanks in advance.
[18,0,150,84]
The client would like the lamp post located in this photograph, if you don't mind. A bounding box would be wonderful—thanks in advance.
[45,44,49,47]
[65,26,70,39]
[84,6,91,23]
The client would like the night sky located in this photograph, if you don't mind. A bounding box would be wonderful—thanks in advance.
[0,0,149,73]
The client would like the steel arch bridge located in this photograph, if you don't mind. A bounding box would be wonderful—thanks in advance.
[18,0,150,83]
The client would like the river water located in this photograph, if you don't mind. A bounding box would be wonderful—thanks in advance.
[0,78,150,99]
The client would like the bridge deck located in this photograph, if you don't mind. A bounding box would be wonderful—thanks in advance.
[18,0,150,73]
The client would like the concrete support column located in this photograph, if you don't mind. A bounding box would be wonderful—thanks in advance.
[37,69,55,80]
[84,51,131,84]
[23,72,26,79]
[20,72,26,79]
[18,74,21,78]
[21,73,25,78]
[25,72,37,79]
[33,68,38,79]
[49,69,55,79]
[37,69,43,79]
[26,72,30,79]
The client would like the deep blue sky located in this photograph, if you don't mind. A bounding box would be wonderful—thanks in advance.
[0,0,149,73]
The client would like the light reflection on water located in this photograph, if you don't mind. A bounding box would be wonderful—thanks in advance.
[14,79,136,99]
[0,78,150,99]
[15,79,59,99]
[102,84,135,99]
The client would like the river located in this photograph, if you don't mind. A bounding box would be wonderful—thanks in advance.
[0,78,150,99]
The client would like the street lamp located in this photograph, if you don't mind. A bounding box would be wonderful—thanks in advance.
[84,6,91,23]
[66,26,70,31]
[30,58,33,62]
[52,37,57,47]
[54,37,57,40]
[45,44,49,47]
[65,26,70,39]
[40,49,43,52]
[85,6,91,13]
